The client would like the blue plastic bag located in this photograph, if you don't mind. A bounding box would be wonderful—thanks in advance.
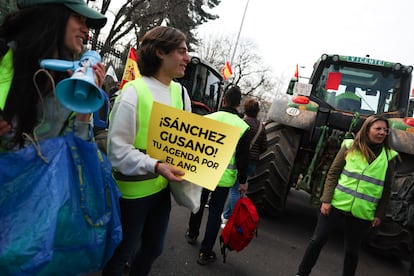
[0,132,122,275]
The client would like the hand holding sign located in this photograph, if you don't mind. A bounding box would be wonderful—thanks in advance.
[156,161,185,182]
[147,102,242,191]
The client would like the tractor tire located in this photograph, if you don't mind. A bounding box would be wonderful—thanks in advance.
[363,167,414,260]
[247,121,302,217]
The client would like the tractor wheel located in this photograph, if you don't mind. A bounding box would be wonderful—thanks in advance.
[363,164,414,260]
[247,121,302,217]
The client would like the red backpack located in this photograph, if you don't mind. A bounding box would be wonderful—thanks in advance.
[220,196,259,263]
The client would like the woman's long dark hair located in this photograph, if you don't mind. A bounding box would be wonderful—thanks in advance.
[349,115,392,163]
[0,4,72,147]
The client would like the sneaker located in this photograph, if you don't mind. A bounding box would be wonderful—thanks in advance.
[185,229,197,245]
[220,214,228,229]
[197,250,217,265]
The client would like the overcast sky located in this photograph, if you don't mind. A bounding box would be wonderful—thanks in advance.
[197,0,414,85]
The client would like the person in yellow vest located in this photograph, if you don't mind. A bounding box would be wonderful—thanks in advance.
[185,85,250,265]
[296,115,398,276]
[221,97,267,228]
[0,0,106,150]
[102,26,192,276]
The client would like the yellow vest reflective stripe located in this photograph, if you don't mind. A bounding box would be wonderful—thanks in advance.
[114,78,183,199]
[204,111,249,187]
[331,139,398,220]
[0,49,14,109]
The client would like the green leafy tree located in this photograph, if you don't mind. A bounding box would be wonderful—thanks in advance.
[92,0,221,56]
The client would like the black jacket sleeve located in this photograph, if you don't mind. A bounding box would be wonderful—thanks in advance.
[235,130,250,184]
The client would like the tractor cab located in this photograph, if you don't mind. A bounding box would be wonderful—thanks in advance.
[309,54,413,118]
[176,56,223,115]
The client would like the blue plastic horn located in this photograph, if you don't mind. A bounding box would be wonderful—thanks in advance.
[40,50,105,113]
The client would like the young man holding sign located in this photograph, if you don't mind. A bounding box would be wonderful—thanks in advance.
[103,26,192,276]
[185,86,250,265]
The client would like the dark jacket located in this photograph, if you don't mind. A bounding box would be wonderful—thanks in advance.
[243,116,267,162]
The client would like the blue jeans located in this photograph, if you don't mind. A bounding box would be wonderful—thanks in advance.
[297,207,371,276]
[222,162,256,220]
[102,188,171,276]
[187,186,229,253]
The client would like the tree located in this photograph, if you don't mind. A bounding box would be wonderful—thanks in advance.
[92,0,221,57]
[195,33,279,103]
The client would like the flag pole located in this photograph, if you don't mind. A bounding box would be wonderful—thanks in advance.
[230,0,250,66]
[219,0,249,110]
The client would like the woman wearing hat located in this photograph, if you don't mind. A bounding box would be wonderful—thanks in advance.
[0,1,112,274]
[0,0,107,149]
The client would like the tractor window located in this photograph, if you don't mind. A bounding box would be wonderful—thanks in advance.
[194,64,221,112]
[177,61,222,113]
[204,72,221,111]
[314,65,400,115]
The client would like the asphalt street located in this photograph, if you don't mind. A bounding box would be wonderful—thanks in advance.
[149,189,410,276]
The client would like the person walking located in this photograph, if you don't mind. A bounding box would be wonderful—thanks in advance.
[221,97,266,228]
[102,26,192,276]
[296,115,398,276]
[185,85,250,265]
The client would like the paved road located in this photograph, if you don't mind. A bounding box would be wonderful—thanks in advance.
[149,189,410,276]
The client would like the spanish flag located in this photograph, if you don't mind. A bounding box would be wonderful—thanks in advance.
[120,47,140,89]
[294,64,299,79]
[221,61,233,80]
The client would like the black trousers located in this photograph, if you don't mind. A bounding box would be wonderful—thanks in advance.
[297,207,371,276]
[187,186,230,253]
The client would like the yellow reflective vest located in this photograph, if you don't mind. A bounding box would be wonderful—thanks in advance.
[331,139,398,221]
[114,78,183,199]
[204,111,249,188]
[0,49,14,109]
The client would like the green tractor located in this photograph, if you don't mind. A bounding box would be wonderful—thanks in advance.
[247,54,414,259]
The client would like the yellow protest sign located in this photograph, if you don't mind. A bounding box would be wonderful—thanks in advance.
[147,102,242,191]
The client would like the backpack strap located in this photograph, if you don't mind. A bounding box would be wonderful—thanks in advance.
[249,122,263,150]
[181,84,185,111]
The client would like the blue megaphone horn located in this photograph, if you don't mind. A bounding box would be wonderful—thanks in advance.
[40,50,105,113]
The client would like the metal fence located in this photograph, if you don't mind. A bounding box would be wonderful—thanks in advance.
[86,39,128,83]
[88,41,128,72]
[94,40,127,71]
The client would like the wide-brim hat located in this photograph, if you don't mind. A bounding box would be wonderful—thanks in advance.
[17,0,107,29]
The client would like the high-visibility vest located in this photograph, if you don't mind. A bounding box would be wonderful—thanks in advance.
[114,78,183,199]
[0,49,14,109]
[331,139,398,221]
[205,111,249,187]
